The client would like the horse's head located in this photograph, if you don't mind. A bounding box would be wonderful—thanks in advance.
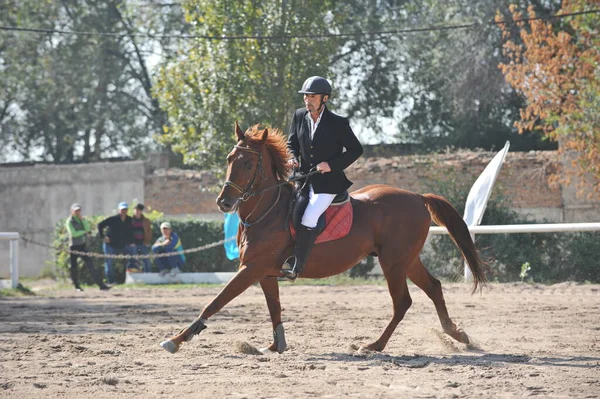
[216,122,270,213]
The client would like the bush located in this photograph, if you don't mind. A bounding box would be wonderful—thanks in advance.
[159,218,239,273]
[54,206,239,285]
[420,166,600,283]
[349,255,376,278]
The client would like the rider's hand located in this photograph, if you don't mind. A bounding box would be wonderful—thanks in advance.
[287,159,299,168]
[317,162,331,173]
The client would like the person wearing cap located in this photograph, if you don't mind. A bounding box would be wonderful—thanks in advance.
[151,222,185,276]
[127,203,153,273]
[97,202,134,284]
[65,204,111,291]
[281,76,363,281]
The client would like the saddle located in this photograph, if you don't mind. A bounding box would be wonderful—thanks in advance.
[289,185,353,244]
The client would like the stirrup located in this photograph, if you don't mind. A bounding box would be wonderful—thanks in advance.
[279,256,299,282]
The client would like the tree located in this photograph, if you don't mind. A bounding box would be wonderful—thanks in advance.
[392,0,562,151]
[154,0,342,170]
[0,0,184,163]
[155,0,568,172]
[498,0,600,196]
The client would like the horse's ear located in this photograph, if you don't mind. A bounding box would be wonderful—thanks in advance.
[235,121,245,141]
[259,128,268,144]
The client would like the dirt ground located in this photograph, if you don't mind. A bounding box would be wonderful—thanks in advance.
[1,280,599,398]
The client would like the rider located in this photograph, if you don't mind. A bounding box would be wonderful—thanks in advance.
[281,76,363,281]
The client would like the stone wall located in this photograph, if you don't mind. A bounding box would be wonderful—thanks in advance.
[0,161,145,277]
[144,168,221,216]
[348,150,565,221]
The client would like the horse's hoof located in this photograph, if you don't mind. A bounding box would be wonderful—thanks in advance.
[456,329,470,344]
[358,342,381,353]
[160,339,178,354]
[259,347,276,355]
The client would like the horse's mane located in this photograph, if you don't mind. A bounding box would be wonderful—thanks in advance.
[244,124,291,181]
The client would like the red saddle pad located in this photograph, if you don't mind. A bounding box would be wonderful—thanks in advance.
[290,200,353,244]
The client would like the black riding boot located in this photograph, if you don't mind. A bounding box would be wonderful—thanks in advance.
[281,225,317,281]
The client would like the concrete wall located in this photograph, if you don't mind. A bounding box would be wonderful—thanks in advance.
[0,161,145,277]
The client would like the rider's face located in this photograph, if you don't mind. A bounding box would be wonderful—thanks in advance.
[304,94,327,114]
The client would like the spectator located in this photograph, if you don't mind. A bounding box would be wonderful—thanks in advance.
[152,222,185,276]
[65,203,110,291]
[128,203,152,273]
[97,202,133,284]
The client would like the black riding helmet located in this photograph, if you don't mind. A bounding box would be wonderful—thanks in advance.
[298,76,332,96]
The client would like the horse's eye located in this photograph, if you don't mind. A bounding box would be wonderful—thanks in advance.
[245,161,253,170]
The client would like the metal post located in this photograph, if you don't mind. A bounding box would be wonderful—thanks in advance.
[10,237,19,289]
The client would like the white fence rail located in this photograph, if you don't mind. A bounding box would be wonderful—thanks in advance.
[0,232,20,289]
[428,223,600,281]
[1,224,599,289]
[429,222,600,235]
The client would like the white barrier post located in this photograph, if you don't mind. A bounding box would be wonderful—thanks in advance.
[10,238,19,289]
[1,232,20,289]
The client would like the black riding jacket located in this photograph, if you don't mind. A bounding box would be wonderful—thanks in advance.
[287,106,363,194]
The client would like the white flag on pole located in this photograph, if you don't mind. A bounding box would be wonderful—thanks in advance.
[463,141,510,280]
[464,141,511,226]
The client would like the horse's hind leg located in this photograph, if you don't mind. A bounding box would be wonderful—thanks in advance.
[362,254,413,352]
[407,257,469,344]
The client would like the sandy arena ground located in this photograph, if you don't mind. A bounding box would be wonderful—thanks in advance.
[1,281,599,398]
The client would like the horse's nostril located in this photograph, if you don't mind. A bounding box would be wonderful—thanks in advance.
[218,197,231,210]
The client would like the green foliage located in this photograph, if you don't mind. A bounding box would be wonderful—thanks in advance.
[520,262,531,281]
[0,0,184,162]
[349,255,376,278]
[392,0,561,152]
[154,0,342,171]
[2,1,565,165]
[54,206,238,285]
[157,218,239,273]
[421,165,600,283]
[0,283,35,298]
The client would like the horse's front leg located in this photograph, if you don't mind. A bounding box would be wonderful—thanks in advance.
[259,277,287,354]
[160,264,265,354]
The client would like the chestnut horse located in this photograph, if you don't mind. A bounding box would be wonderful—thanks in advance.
[160,124,486,355]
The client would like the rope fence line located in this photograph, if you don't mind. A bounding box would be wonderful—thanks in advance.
[19,235,236,260]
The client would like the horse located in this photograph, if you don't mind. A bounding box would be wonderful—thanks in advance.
[159,123,487,355]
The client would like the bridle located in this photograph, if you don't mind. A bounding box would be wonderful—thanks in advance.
[224,145,268,202]
[223,145,280,228]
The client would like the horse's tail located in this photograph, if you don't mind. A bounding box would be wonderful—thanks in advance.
[419,193,487,293]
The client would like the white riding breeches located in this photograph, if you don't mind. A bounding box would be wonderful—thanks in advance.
[301,185,336,228]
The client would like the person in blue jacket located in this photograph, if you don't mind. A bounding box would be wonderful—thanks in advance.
[152,222,185,275]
